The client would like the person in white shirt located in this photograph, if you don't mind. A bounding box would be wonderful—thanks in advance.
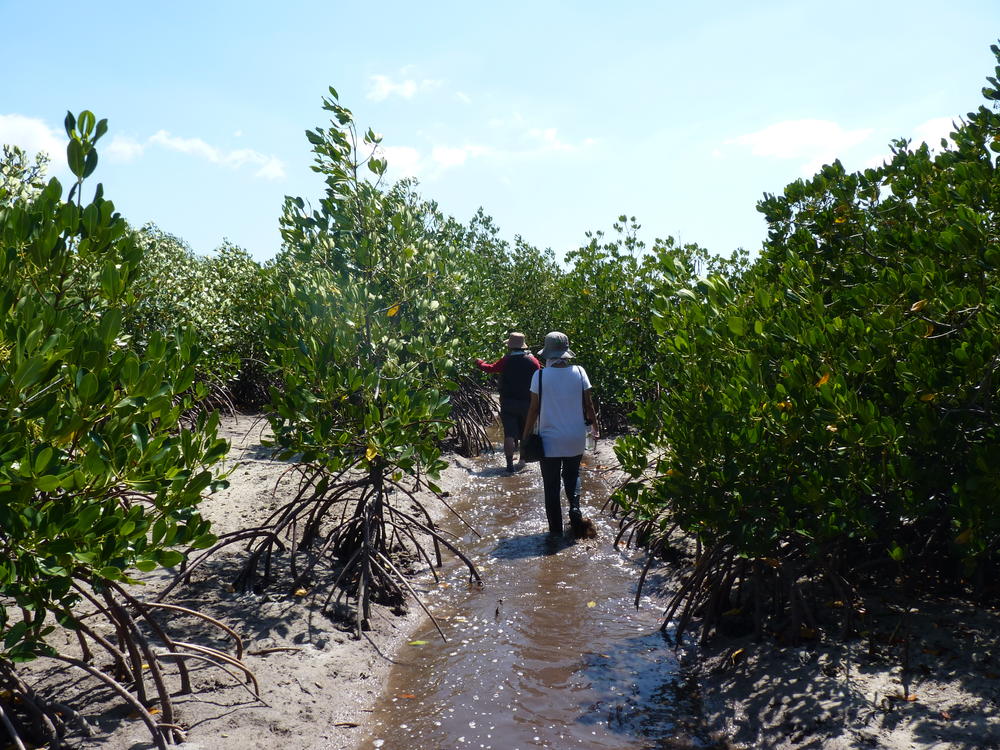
[521,331,600,536]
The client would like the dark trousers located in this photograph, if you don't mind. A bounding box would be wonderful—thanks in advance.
[539,455,582,534]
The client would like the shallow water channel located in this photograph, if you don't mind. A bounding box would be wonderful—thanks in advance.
[360,445,706,749]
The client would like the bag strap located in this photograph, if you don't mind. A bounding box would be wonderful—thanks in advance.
[534,368,543,434]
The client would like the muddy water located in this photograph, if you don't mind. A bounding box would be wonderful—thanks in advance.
[360,444,704,750]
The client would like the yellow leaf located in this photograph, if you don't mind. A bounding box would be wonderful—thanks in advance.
[387,303,400,317]
[919,393,937,402]
[910,299,927,312]
[366,445,378,461]
[409,640,428,646]
[587,601,597,608]
[815,373,830,387]
[923,322,935,337]
[729,647,745,664]
[665,468,681,477]
[834,216,847,224]
[954,528,973,545]
[294,588,308,597]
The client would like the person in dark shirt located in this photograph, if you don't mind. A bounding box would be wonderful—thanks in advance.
[475,332,541,471]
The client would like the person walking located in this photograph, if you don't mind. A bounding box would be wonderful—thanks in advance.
[475,332,541,472]
[521,331,599,536]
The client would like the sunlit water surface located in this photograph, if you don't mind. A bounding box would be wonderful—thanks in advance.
[360,444,706,749]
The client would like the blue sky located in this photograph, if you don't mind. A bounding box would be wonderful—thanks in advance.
[2,1,998,263]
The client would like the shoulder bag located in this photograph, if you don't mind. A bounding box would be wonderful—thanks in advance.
[521,370,544,462]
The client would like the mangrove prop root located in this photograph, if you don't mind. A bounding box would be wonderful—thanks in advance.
[0,700,28,750]
[139,602,246,660]
[155,654,260,702]
[447,375,498,457]
[374,550,447,642]
[44,654,171,750]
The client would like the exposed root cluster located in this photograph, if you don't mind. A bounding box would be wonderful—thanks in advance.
[447,375,497,457]
[175,461,481,640]
[0,579,255,749]
[612,501,863,647]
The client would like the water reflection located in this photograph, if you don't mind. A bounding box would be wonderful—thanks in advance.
[361,447,703,749]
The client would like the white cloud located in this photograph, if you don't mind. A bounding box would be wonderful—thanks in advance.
[526,127,578,153]
[728,119,874,175]
[148,130,285,180]
[254,156,286,180]
[455,91,472,104]
[912,117,959,149]
[105,134,145,162]
[367,73,442,102]
[0,113,63,160]
[431,145,470,168]
[149,130,218,161]
[381,145,423,178]
[431,144,491,169]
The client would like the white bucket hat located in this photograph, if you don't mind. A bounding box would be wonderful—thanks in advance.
[537,331,575,360]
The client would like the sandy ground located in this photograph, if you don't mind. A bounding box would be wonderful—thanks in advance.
[11,415,1000,749]
[14,415,475,750]
[693,591,1000,749]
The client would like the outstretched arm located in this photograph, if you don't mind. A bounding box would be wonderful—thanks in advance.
[475,355,506,373]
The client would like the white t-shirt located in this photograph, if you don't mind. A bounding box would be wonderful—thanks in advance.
[529,365,592,457]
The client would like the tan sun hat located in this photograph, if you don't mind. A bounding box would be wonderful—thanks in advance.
[505,332,528,350]
[537,331,574,359]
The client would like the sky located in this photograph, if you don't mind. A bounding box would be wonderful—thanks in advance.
[2,1,999,263]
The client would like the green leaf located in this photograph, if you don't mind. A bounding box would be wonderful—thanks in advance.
[34,447,54,474]
[82,148,99,179]
[78,110,96,136]
[67,139,85,179]
[35,475,61,493]
[156,550,184,568]
[99,566,123,580]
[78,371,98,402]
[131,422,149,452]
